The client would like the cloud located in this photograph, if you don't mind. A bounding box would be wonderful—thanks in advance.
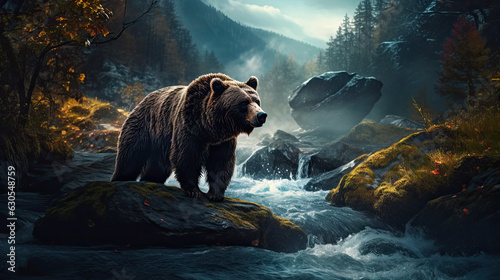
[203,0,323,46]
[306,0,359,11]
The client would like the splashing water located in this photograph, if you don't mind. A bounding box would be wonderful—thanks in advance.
[3,156,500,280]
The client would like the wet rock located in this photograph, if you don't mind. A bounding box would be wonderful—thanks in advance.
[242,141,301,180]
[411,168,500,254]
[304,156,368,191]
[379,115,424,130]
[308,141,368,176]
[342,120,418,146]
[289,71,382,134]
[258,130,299,146]
[33,181,307,253]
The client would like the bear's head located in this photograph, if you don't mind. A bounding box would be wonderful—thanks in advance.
[208,76,267,137]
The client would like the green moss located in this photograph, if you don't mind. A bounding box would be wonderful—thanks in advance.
[206,202,269,229]
[206,199,303,233]
[343,120,419,145]
[382,163,403,183]
[328,108,500,226]
[129,183,179,200]
[273,215,305,233]
[327,164,376,209]
[46,182,117,220]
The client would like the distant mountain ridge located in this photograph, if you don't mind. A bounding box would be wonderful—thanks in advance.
[173,0,320,79]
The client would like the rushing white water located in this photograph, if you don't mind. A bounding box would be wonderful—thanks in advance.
[2,154,500,279]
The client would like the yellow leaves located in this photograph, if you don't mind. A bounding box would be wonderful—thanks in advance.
[46,58,55,66]
[69,68,75,73]
[101,26,109,37]
[78,74,85,83]
[66,31,77,40]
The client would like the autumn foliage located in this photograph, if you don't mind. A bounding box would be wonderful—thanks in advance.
[0,0,112,127]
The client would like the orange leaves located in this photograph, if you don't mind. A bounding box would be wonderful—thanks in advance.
[431,169,440,175]
[78,73,85,83]
[463,208,469,215]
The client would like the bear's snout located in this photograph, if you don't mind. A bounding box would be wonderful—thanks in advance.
[247,102,266,128]
[257,112,267,125]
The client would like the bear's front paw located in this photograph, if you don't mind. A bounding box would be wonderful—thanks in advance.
[206,190,225,202]
[185,190,203,198]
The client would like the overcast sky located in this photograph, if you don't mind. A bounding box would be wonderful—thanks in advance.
[201,0,359,48]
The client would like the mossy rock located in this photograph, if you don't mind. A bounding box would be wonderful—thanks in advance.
[34,181,307,253]
[343,120,419,145]
[411,167,500,254]
[326,126,500,227]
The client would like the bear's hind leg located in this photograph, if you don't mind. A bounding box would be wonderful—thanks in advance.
[171,139,206,198]
[206,139,236,201]
[141,152,172,183]
[111,127,150,181]
[111,146,150,181]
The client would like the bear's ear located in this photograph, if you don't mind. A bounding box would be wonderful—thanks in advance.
[210,78,227,97]
[246,76,258,90]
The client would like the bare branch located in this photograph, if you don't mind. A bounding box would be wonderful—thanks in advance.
[93,0,157,45]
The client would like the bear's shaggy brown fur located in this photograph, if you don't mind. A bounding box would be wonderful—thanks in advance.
[111,73,266,201]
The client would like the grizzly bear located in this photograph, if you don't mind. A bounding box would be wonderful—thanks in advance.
[111,73,267,201]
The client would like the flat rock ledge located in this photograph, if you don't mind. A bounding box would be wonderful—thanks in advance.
[33,181,307,253]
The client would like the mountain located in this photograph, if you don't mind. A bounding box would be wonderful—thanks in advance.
[173,0,320,80]
[249,27,321,64]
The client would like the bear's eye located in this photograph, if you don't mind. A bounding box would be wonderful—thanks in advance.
[239,102,248,111]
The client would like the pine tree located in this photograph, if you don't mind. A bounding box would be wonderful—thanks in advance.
[340,14,355,71]
[353,0,375,71]
[200,50,224,74]
[438,17,490,105]
[316,51,327,73]
[325,35,338,71]
[374,0,386,16]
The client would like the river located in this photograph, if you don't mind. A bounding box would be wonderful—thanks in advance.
[1,153,499,279]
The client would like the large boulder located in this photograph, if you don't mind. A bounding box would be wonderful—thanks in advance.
[242,141,301,180]
[289,72,382,134]
[242,130,304,180]
[33,181,307,253]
